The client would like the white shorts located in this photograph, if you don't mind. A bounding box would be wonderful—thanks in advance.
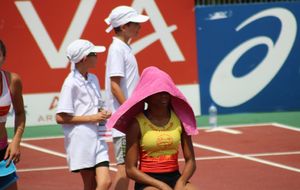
[63,124,109,171]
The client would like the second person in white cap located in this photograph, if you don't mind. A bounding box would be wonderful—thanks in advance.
[103,5,149,190]
[56,39,112,190]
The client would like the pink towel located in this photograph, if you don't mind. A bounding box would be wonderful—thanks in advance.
[106,66,199,135]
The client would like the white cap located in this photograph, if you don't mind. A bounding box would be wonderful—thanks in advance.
[105,6,149,33]
[66,39,106,70]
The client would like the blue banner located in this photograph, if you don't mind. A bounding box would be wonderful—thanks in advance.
[196,2,300,114]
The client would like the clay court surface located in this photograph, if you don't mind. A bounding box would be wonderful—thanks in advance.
[14,123,300,189]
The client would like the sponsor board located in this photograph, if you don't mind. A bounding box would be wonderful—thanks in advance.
[1,0,199,126]
[196,2,300,114]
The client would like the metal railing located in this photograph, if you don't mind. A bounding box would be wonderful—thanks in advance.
[195,0,300,5]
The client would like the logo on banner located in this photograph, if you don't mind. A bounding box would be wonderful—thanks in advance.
[15,0,184,69]
[37,95,59,123]
[210,8,297,107]
[49,96,59,110]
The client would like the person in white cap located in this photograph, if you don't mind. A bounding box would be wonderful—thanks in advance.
[104,5,149,190]
[56,39,112,190]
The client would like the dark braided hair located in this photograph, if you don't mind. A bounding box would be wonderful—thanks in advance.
[0,40,6,58]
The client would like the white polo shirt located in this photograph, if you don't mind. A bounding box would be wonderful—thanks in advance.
[56,70,109,171]
[57,70,102,117]
[105,37,140,137]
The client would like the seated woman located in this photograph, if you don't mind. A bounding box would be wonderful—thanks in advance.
[107,66,198,190]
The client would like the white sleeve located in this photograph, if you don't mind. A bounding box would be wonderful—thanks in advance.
[106,47,125,77]
[56,84,75,114]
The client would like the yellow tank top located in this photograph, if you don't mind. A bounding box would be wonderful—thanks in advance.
[136,111,182,173]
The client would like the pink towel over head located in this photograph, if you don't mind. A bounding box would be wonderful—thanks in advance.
[106,66,199,135]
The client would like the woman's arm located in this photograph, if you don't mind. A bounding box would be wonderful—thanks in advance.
[56,110,111,125]
[175,130,196,189]
[125,119,172,190]
[5,72,25,166]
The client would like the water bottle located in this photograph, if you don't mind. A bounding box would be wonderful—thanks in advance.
[97,99,106,126]
[98,108,107,127]
[209,104,217,128]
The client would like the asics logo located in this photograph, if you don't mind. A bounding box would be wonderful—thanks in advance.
[210,8,297,107]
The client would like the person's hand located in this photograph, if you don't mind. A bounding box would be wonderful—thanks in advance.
[4,140,21,167]
[100,109,111,119]
[92,110,111,123]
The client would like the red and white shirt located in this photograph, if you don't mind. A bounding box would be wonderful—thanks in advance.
[0,70,12,123]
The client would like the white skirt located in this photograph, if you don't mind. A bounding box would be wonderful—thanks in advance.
[62,123,109,171]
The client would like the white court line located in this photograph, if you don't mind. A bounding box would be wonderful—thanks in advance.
[193,143,300,173]
[178,151,300,161]
[18,166,68,172]
[199,122,300,132]
[21,142,66,158]
[240,151,300,157]
[198,122,276,130]
[205,127,242,134]
[20,142,118,172]
[21,136,64,141]
[272,123,300,132]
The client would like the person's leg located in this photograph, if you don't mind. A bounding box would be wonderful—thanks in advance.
[95,162,111,190]
[80,169,96,190]
[112,136,129,190]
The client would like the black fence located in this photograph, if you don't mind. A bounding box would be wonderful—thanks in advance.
[196,0,300,5]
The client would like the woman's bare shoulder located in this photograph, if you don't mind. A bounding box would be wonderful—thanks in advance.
[126,118,141,136]
[5,71,22,85]
[4,71,23,94]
